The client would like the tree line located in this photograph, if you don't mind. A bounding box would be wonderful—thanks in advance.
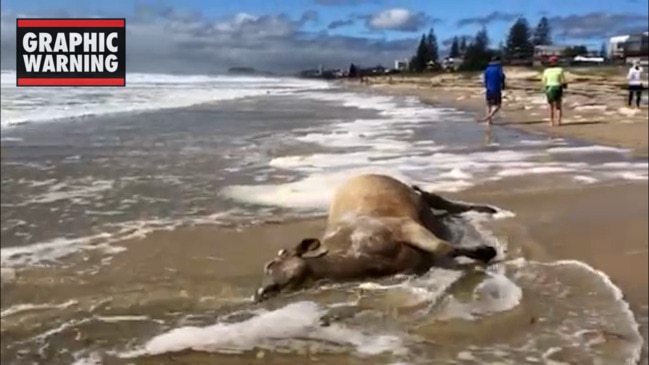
[408,16,595,72]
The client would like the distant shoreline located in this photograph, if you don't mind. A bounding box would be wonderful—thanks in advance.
[339,67,649,158]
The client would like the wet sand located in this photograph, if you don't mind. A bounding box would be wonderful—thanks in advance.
[355,67,649,158]
[346,71,649,363]
[456,178,649,359]
[3,175,647,364]
[2,73,648,364]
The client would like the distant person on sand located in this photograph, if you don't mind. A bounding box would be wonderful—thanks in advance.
[627,60,644,109]
[348,63,359,82]
[541,56,566,127]
[481,56,506,125]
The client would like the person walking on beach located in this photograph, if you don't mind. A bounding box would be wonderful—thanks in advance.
[481,56,506,125]
[627,60,644,109]
[541,56,566,127]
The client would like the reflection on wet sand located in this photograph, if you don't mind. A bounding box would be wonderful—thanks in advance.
[1,179,646,365]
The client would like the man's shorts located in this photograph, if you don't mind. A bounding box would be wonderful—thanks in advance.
[485,90,502,106]
[545,86,563,103]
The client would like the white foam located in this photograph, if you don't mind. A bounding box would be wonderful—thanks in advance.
[0,218,170,267]
[547,145,630,154]
[0,233,114,267]
[296,92,401,112]
[519,138,566,146]
[510,258,643,365]
[542,347,570,365]
[601,161,649,169]
[430,210,520,322]
[615,171,648,181]
[0,71,329,128]
[573,175,599,184]
[120,301,406,358]
[357,266,466,307]
[550,259,642,355]
[95,315,153,323]
[221,148,534,210]
[574,104,608,112]
[0,136,23,142]
[491,209,516,220]
[437,272,523,321]
[419,256,643,363]
[440,168,473,180]
[222,91,647,212]
[23,180,114,205]
[71,352,102,365]
[0,299,78,318]
[497,166,575,177]
[222,167,404,210]
[0,208,243,268]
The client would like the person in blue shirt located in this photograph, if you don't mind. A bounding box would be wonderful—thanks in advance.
[481,56,506,125]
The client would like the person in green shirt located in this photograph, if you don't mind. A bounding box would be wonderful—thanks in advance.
[541,56,567,127]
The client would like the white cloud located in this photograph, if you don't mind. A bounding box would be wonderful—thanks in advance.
[0,7,417,74]
[370,9,410,28]
[366,8,431,32]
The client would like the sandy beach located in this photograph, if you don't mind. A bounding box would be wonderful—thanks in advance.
[1,72,647,364]
[4,175,647,364]
[358,66,649,158]
[348,69,649,363]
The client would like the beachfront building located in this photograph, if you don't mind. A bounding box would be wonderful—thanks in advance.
[609,35,631,60]
[623,32,649,65]
[394,59,409,71]
[608,32,648,64]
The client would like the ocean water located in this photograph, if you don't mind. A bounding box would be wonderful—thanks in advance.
[0,70,328,128]
[0,71,646,365]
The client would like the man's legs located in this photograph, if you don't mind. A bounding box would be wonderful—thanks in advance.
[484,103,492,122]
[484,105,501,125]
[488,105,501,125]
[548,102,555,126]
[546,89,555,126]
[546,87,562,127]
[635,86,642,108]
[628,86,635,107]
[482,94,493,123]
[483,92,501,124]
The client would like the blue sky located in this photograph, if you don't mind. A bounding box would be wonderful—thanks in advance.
[1,0,647,73]
[3,0,645,42]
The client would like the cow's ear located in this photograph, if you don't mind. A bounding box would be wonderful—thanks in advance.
[294,238,321,256]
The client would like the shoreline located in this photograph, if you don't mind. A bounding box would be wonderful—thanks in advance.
[3,175,646,364]
[342,77,649,363]
[341,69,649,158]
[1,77,647,364]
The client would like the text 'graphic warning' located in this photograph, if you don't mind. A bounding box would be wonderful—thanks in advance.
[16,18,126,87]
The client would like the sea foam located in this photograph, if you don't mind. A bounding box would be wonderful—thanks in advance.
[119,301,406,358]
[0,71,330,128]
[220,91,648,211]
